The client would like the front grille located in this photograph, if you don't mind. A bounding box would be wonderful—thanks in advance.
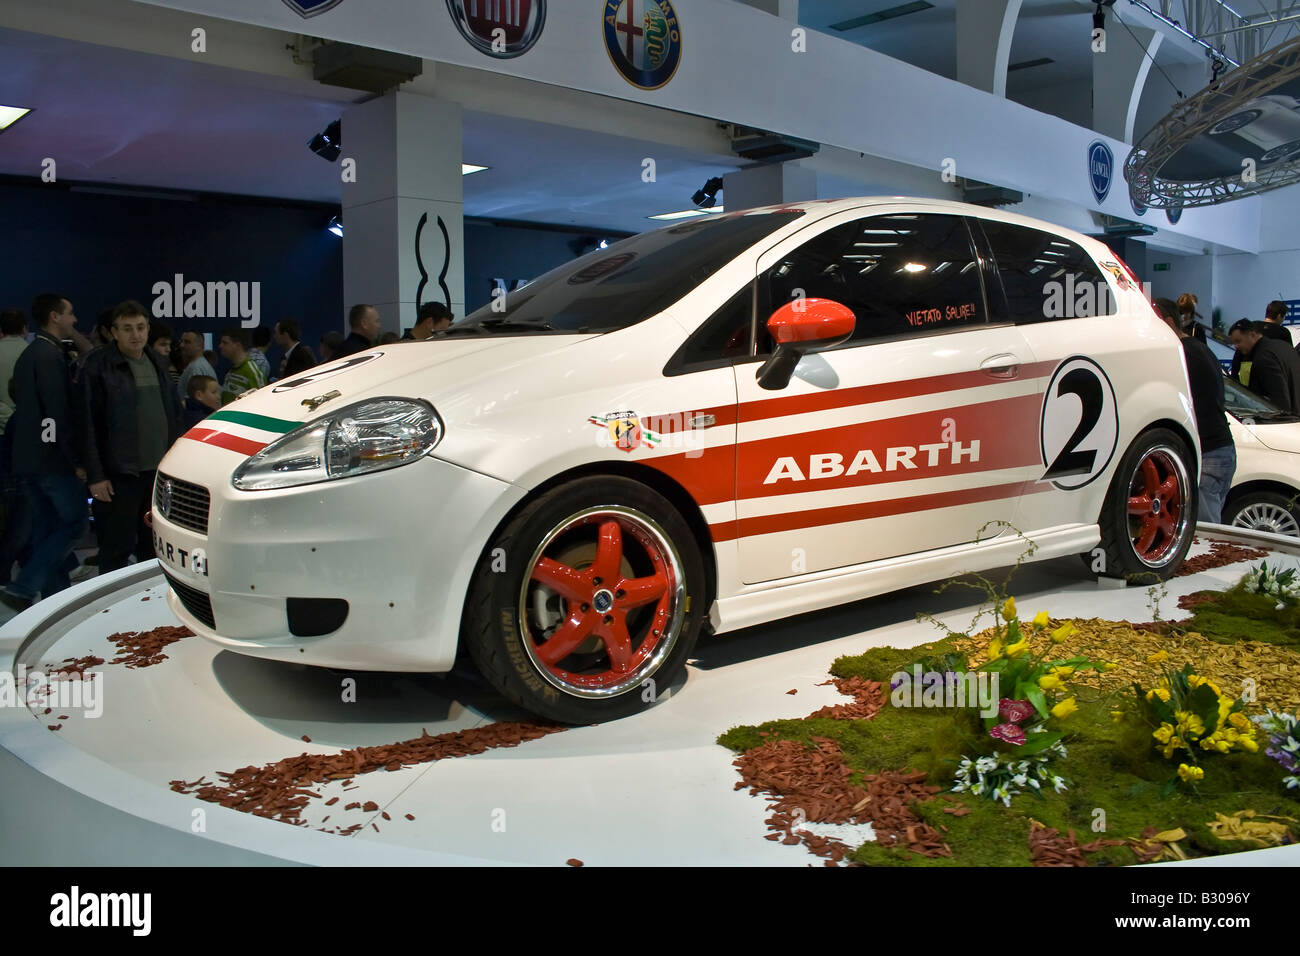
[156,473,210,534]
[164,572,215,629]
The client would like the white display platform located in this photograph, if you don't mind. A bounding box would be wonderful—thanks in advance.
[3,528,1299,867]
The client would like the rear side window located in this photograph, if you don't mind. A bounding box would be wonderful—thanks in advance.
[976,219,1118,323]
[759,213,988,348]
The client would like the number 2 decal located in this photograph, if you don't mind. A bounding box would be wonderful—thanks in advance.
[1039,356,1118,490]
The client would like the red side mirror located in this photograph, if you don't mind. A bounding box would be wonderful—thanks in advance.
[767,298,855,349]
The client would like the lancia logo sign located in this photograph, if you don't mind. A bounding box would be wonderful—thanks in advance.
[446,1,546,59]
[281,0,345,18]
[1088,141,1114,205]
[157,478,173,520]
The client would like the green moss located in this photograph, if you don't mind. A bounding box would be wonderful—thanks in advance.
[718,630,1300,866]
[828,634,966,685]
[1181,586,1300,647]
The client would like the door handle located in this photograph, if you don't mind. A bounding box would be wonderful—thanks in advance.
[980,354,1021,379]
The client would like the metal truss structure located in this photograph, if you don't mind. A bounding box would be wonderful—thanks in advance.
[1124,31,1300,206]
[1129,0,1300,67]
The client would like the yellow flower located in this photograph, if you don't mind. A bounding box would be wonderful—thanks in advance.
[1240,737,1259,754]
[1146,687,1171,702]
[1051,697,1078,719]
[1049,622,1075,644]
[1038,674,1063,692]
[1177,763,1204,783]
[1110,710,1125,723]
[1005,639,1029,658]
[1002,597,1017,621]
[1228,713,1251,732]
[1146,650,1169,664]
[1050,666,1074,679]
[987,636,1003,660]
[1152,724,1174,745]
[1099,661,1119,672]
[1032,610,1050,628]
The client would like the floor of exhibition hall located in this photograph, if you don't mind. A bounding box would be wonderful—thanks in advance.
[2,528,1298,867]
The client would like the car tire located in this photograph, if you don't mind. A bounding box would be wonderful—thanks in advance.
[1224,490,1300,538]
[461,476,706,724]
[1093,428,1197,582]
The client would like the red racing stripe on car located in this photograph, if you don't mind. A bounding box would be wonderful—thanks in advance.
[735,360,1057,423]
[710,479,1053,542]
[183,427,269,457]
[645,446,736,505]
[737,393,1043,499]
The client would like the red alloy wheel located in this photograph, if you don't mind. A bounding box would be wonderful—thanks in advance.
[1125,446,1190,567]
[521,508,684,697]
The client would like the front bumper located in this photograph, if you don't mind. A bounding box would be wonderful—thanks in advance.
[151,439,526,672]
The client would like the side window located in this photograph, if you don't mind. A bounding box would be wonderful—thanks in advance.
[758,213,988,349]
[977,219,1118,323]
[664,281,753,375]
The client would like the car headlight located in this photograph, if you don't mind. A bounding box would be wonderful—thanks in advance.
[231,398,443,491]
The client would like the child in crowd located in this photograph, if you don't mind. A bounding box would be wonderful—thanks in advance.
[183,374,222,430]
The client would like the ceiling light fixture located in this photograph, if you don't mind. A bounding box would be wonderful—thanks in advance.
[462,163,489,175]
[308,119,342,162]
[648,207,725,221]
[691,176,724,209]
[328,215,343,238]
[0,105,32,132]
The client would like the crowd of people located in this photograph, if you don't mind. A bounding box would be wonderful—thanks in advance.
[1156,296,1300,524]
[0,295,454,613]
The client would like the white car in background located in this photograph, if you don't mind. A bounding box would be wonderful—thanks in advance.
[1208,92,1300,165]
[1223,376,1300,536]
[149,197,1199,723]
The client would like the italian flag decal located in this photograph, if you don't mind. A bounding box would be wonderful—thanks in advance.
[183,409,299,457]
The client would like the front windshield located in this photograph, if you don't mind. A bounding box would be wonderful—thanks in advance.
[1224,375,1295,420]
[441,210,805,336]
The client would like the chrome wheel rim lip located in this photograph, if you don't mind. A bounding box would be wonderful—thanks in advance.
[1232,502,1300,538]
[1128,445,1193,569]
[517,504,687,700]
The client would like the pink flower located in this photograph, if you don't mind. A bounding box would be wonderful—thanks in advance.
[999,699,1035,724]
[989,723,1027,746]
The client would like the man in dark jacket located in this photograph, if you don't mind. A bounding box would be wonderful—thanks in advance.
[1156,299,1235,521]
[273,318,317,379]
[1229,319,1300,413]
[77,301,182,573]
[402,301,453,341]
[334,304,380,358]
[0,294,87,611]
[1262,300,1293,347]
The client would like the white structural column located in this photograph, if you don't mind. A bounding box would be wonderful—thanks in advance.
[735,0,799,17]
[723,163,817,212]
[1092,19,1163,143]
[341,91,465,335]
[955,0,1024,97]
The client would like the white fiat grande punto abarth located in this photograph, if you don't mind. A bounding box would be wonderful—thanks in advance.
[151,197,1199,723]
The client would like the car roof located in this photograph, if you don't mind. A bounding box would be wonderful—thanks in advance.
[737,196,1109,259]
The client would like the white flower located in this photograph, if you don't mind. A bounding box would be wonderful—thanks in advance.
[1012,774,1028,787]
[951,782,968,793]
[971,782,985,796]
[976,756,997,774]
[1027,778,1041,789]
[1052,776,1068,793]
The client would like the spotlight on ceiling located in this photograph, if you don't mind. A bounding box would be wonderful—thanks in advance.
[328,215,343,238]
[0,105,32,132]
[309,119,342,162]
[692,176,724,209]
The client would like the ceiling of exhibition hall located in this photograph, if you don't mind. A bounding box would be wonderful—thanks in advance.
[799,0,1207,102]
[0,27,748,234]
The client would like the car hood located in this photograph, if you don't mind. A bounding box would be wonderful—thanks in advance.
[1240,416,1300,454]
[223,335,599,427]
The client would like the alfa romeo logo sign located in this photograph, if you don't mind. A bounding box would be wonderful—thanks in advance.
[281,0,345,18]
[1088,140,1114,205]
[446,1,546,58]
[604,0,682,90]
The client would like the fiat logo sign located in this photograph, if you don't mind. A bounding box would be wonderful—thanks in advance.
[446,1,547,58]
